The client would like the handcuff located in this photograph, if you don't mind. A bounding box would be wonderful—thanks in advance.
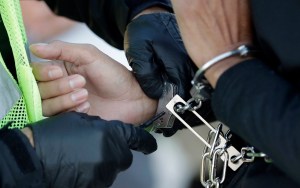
[142,45,253,131]
[141,45,272,188]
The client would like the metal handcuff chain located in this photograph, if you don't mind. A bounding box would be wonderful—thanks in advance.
[166,45,271,188]
[200,125,229,188]
[167,95,243,188]
[231,147,273,164]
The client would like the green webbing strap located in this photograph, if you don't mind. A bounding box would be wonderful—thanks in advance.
[0,53,29,129]
[0,0,43,126]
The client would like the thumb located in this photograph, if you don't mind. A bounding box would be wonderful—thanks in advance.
[29,41,95,66]
[125,125,157,154]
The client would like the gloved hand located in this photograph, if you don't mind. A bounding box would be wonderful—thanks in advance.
[124,12,196,100]
[27,112,157,187]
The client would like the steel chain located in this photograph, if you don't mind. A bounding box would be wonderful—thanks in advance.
[170,91,273,187]
[201,125,230,188]
[231,147,272,164]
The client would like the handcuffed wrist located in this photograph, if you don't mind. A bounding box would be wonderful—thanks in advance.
[140,82,177,131]
[192,45,256,88]
[189,45,256,102]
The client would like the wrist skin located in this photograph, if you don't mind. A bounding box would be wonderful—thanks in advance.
[21,127,34,147]
[205,56,254,88]
[133,7,253,90]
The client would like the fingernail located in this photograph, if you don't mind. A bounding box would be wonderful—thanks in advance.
[69,76,86,89]
[76,101,90,113]
[48,68,63,79]
[71,89,88,102]
[29,43,48,51]
[30,43,48,47]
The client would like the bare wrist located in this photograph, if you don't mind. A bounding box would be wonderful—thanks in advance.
[21,127,35,147]
[205,56,253,88]
[192,44,255,88]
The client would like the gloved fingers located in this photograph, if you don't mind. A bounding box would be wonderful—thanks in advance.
[125,16,166,99]
[106,120,157,154]
[125,125,157,154]
[157,13,186,52]
[132,64,165,99]
[126,13,195,99]
[164,68,190,97]
[154,13,195,98]
[29,112,135,187]
[127,49,165,99]
[41,88,89,116]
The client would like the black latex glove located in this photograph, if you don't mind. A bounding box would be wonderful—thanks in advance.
[28,112,157,188]
[124,12,196,99]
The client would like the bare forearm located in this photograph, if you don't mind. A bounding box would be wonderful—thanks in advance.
[171,0,253,87]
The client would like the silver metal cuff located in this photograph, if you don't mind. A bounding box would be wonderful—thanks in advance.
[192,45,254,87]
[151,82,177,129]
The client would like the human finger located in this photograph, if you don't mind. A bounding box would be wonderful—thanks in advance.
[42,88,88,116]
[29,41,100,67]
[125,13,195,99]
[38,74,86,99]
[67,101,91,114]
[31,61,66,81]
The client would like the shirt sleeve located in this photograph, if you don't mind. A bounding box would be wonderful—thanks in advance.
[212,59,300,185]
[43,0,172,50]
[0,128,45,187]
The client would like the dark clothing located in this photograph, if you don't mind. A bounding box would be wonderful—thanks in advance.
[0,128,45,187]
[0,111,158,188]
[0,15,17,80]
[1,1,165,187]
[43,0,172,50]
[215,60,300,188]
[212,0,300,187]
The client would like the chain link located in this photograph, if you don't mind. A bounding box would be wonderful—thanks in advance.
[175,98,203,113]
[166,95,272,187]
[231,147,272,163]
[201,125,229,188]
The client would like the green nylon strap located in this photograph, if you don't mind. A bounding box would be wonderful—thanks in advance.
[0,53,29,129]
[0,0,43,128]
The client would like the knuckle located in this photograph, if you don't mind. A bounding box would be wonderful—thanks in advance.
[51,40,63,47]
[83,44,98,53]
[57,81,69,93]
[42,100,54,117]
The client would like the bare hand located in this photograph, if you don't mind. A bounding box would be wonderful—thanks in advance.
[30,41,157,124]
[172,0,253,86]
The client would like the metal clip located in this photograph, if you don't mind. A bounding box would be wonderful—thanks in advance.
[231,147,269,163]
[166,95,243,171]
[190,80,213,103]
[151,82,177,129]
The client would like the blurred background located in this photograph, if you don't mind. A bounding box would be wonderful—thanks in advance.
[21,1,211,187]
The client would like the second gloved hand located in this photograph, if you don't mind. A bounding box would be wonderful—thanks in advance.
[27,112,157,188]
[124,13,196,99]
